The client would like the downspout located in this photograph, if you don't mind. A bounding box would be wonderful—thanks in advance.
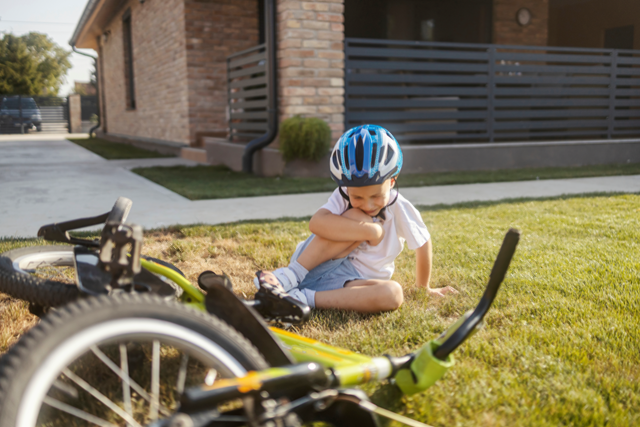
[71,45,101,137]
[242,0,278,174]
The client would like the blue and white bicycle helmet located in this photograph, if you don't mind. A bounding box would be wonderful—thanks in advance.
[330,124,403,187]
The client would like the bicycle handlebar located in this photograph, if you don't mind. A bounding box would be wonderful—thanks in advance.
[433,228,520,360]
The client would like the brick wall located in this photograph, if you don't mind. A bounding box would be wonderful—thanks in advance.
[184,0,259,145]
[100,0,191,145]
[493,0,548,46]
[277,0,345,141]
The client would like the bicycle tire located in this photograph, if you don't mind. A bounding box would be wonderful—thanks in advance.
[0,293,268,427]
[0,246,187,308]
[0,245,80,307]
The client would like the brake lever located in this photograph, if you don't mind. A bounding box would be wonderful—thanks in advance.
[433,228,520,360]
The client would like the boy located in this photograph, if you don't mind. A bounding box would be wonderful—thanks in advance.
[256,124,457,313]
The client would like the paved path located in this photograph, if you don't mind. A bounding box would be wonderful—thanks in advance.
[2,134,639,238]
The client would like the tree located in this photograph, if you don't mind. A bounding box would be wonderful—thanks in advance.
[0,32,71,96]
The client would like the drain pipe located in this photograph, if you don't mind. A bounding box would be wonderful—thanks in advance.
[242,0,278,174]
[71,45,101,137]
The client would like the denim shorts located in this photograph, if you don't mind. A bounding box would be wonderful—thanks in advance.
[291,234,364,292]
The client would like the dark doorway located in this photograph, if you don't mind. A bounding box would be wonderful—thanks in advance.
[604,25,634,49]
[345,0,492,44]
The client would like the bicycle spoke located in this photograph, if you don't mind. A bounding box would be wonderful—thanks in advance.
[149,340,160,421]
[52,379,78,399]
[89,344,171,416]
[119,344,134,426]
[176,353,189,395]
[43,396,118,427]
[62,368,143,427]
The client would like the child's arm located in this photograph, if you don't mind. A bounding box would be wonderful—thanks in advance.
[309,209,385,246]
[415,240,458,297]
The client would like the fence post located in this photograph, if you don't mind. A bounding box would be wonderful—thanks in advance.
[18,95,24,134]
[608,50,617,139]
[487,47,495,142]
[68,94,82,134]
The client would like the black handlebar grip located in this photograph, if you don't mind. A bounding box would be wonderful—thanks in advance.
[433,228,520,360]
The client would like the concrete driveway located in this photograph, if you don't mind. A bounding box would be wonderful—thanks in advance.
[2,134,640,238]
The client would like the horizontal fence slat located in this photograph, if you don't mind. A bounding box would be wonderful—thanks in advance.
[495,63,612,75]
[346,98,486,108]
[229,65,266,80]
[615,89,640,96]
[612,120,640,128]
[347,86,488,96]
[495,51,613,64]
[348,110,488,121]
[614,77,640,85]
[230,111,268,120]
[376,122,487,133]
[494,75,611,85]
[494,130,608,139]
[347,73,488,84]
[615,56,640,64]
[346,46,489,61]
[494,109,610,119]
[228,51,266,69]
[395,132,490,142]
[494,87,610,96]
[611,129,640,135]
[493,119,610,130]
[346,59,488,73]
[229,87,267,99]
[230,122,269,131]
[229,99,268,109]
[229,76,267,89]
[493,98,611,107]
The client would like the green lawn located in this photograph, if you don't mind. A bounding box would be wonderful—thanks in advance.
[67,137,174,160]
[133,162,640,200]
[2,194,638,425]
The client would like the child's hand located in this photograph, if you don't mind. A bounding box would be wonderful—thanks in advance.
[427,286,459,298]
[367,223,385,246]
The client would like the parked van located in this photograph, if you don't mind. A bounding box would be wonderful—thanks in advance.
[0,96,43,133]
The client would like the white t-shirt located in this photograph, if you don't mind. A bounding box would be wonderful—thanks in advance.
[319,188,430,280]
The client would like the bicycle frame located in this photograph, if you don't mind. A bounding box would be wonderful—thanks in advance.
[141,258,453,392]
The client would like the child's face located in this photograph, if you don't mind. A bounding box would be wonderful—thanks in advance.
[346,178,395,217]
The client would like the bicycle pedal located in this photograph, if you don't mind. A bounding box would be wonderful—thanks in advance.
[198,270,233,292]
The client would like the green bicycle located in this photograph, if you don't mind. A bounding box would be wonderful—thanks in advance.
[0,198,520,427]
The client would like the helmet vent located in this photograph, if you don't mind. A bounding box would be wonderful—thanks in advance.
[368,130,376,136]
[370,144,377,168]
[355,135,364,171]
[344,144,349,168]
[385,144,395,164]
[332,150,340,169]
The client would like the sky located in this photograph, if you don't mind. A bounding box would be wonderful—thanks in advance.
[0,0,95,96]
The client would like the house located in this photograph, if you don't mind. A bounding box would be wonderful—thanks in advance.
[70,0,640,175]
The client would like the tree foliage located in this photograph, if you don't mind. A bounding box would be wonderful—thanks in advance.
[0,32,71,96]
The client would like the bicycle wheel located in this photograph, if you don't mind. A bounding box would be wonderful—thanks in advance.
[0,293,268,427]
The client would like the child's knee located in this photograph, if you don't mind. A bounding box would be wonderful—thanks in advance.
[342,208,373,223]
[379,281,403,311]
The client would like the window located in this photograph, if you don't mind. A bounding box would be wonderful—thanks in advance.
[122,9,136,110]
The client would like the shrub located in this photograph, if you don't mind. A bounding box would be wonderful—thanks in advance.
[279,116,331,162]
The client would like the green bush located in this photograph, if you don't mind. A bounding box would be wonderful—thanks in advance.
[279,116,331,162]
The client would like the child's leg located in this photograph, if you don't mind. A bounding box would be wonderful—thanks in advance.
[296,208,373,271]
[314,279,404,312]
